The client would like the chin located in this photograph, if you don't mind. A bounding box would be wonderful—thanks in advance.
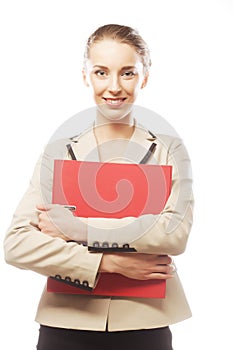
[97,103,134,123]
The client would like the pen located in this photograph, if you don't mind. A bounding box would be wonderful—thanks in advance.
[63,205,76,211]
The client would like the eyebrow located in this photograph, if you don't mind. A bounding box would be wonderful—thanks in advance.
[92,65,137,70]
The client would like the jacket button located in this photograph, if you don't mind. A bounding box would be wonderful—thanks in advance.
[55,274,62,280]
[123,244,130,249]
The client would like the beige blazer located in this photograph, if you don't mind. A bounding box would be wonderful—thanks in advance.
[4,121,194,332]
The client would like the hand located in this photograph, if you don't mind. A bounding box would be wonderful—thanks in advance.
[36,204,87,242]
[99,253,174,280]
[37,204,72,241]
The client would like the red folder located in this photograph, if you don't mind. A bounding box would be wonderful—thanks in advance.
[47,273,166,298]
[47,160,172,298]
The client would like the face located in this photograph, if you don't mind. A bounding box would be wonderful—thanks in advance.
[83,39,148,122]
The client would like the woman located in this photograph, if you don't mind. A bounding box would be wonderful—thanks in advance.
[4,24,193,350]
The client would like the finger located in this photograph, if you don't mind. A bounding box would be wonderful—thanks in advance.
[38,221,45,231]
[36,204,56,211]
[149,273,174,280]
[157,255,172,265]
[152,264,172,275]
[36,204,48,211]
[160,263,177,275]
[169,262,177,274]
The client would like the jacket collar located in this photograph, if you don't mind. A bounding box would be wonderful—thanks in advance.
[68,119,157,164]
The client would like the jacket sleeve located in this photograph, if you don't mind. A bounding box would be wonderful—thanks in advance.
[87,137,194,256]
[3,144,103,291]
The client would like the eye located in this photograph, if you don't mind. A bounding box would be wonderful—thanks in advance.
[122,71,136,79]
[94,70,108,78]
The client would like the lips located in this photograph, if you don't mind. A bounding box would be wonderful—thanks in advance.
[103,97,127,107]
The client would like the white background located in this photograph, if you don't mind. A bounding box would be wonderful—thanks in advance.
[1,0,233,348]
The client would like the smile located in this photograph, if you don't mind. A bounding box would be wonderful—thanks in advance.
[103,98,127,106]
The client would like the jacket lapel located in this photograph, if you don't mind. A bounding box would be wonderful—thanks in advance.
[68,123,100,162]
[67,121,157,164]
[124,122,158,164]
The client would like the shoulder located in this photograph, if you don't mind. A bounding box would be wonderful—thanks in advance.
[137,122,182,149]
[42,133,82,160]
[156,133,184,150]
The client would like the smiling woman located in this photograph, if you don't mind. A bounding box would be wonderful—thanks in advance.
[4,24,193,350]
[85,40,146,122]
[83,24,150,124]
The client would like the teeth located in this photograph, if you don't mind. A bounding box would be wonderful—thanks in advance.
[105,99,124,105]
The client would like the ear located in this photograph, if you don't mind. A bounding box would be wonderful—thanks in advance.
[141,74,149,89]
[82,69,89,87]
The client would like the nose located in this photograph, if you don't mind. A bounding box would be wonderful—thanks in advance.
[108,74,121,95]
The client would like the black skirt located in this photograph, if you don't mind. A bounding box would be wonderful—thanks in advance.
[37,324,173,350]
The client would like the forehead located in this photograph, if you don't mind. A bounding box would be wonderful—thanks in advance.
[88,39,142,68]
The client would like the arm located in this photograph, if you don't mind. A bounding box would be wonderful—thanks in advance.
[82,136,193,255]
[36,206,175,281]
[99,253,175,280]
[86,137,193,255]
[4,151,102,290]
[39,136,193,256]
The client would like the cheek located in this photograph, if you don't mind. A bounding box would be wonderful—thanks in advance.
[123,80,141,95]
[90,77,108,95]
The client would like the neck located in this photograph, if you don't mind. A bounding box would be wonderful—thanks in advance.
[94,111,135,142]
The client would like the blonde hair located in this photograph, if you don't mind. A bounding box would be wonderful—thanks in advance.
[84,24,151,74]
